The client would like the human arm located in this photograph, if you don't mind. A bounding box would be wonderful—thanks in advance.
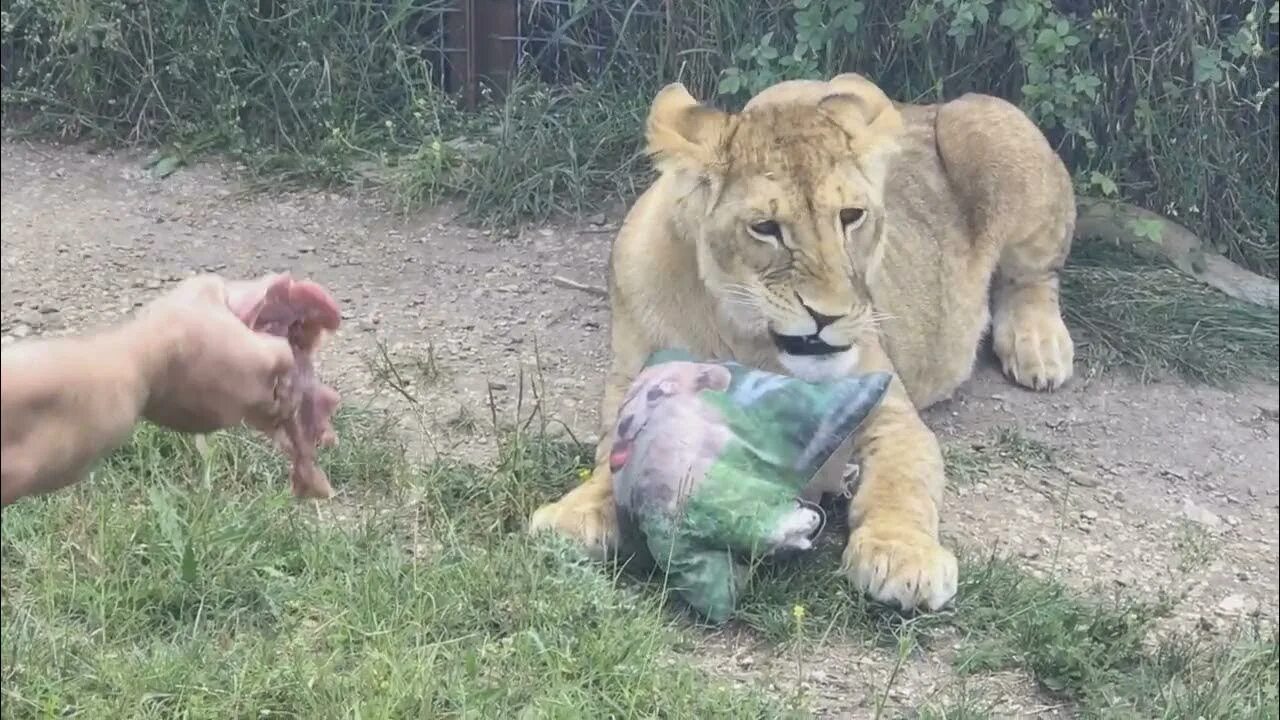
[1,274,305,506]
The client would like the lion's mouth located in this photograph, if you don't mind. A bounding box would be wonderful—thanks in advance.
[771,331,850,357]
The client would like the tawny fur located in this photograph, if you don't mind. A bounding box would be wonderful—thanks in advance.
[530,74,1075,612]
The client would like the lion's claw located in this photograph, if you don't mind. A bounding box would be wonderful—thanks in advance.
[843,524,958,612]
[993,302,1074,392]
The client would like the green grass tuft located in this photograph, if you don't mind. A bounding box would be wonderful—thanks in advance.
[1063,239,1280,384]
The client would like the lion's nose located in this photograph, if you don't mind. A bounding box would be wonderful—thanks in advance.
[797,295,845,331]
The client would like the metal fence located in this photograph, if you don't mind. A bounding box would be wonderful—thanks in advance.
[444,0,667,105]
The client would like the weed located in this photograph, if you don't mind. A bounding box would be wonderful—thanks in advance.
[989,428,1056,470]
[942,427,1057,487]
[1062,243,1280,384]
[943,444,993,486]
[1173,519,1221,573]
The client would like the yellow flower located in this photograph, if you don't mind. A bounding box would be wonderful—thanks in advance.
[577,468,592,482]
[792,604,806,621]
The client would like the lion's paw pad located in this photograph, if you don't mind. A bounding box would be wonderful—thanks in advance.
[994,308,1074,391]
[843,526,958,612]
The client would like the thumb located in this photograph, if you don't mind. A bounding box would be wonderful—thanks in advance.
[249,332,299,424]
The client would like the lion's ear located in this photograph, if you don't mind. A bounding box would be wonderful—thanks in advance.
[645,83,733,177]
[817,75,903,184]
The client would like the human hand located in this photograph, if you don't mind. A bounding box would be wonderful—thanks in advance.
[133,273,327,435]
[0,272,341,507]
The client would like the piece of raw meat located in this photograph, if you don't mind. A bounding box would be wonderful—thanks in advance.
[230,274,342,498]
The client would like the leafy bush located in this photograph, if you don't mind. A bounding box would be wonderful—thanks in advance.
[2,0,1276,278]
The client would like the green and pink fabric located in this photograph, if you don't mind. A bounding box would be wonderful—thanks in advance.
[609,349,891,622]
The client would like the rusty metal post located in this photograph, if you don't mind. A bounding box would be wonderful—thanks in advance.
[445,0,518,108]
[444,0,478,107]
[472,0,519,101]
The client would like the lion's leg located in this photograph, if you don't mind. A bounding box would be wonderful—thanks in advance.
[935,93,1076,391]
[528,311,650,557]
[528,380,628,559]
[529,460,618,559]
[841,344,957,611]
[990,211,1075,391]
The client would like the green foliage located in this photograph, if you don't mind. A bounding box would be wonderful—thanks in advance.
[1,0,478,192]
[2,0,1275,277]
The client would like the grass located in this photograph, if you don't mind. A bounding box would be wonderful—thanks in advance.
[3,408,1276,719]
[943,427,1058,486]
[0,414,786,718]
[1173,519,1222,574]
[1062,239,1280,385]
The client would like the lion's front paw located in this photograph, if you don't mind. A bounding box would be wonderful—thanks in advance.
[992,303,1074,391]
[529,492,619,561]
[843,523,958,612]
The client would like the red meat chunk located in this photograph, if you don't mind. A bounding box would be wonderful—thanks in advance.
[234,274,342,498]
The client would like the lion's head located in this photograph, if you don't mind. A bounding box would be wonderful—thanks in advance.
[644,74,903,381]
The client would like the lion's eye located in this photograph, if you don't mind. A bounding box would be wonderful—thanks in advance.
[840,208,867,230]
[748,220,781,239]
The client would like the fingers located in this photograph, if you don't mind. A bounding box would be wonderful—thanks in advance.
[173,274,231,306]
[257,332,298,420]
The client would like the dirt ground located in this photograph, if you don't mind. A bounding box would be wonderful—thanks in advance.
[2,139,1277,717]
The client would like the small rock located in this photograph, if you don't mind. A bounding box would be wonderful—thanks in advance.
[588,213,607,226]
[1181,498,1221,529]
[1216,593,1258,616]
[1081,510,1099,521]
[1064,467,1101,487]
[13,324,32,338]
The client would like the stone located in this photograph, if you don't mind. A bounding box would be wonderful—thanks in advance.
[1216,594,1259,616]
[1181,498,1221,529]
